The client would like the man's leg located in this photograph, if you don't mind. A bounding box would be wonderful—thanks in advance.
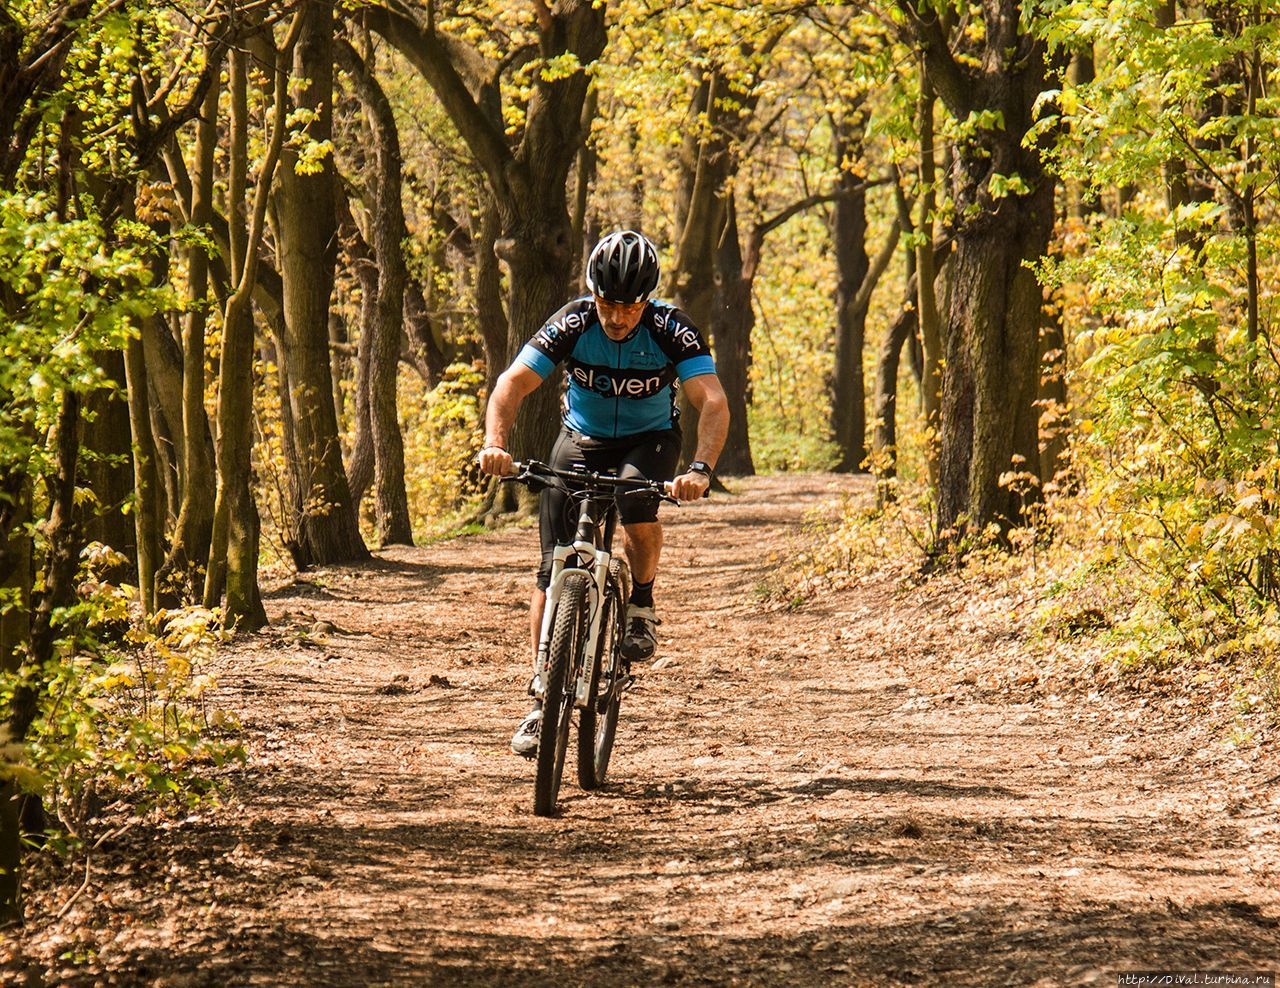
[616,429,680,662]
[513,584,550,756]
[529,587,546,666]
[620,521,663,661]
[622,521,662,584]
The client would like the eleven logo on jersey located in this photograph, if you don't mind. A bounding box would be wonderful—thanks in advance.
[568,361,672,399]
[650,308,703,353]
[536,307,589,346]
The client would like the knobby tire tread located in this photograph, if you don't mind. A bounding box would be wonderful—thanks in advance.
[534,571,591,816]
[578,558,629,790]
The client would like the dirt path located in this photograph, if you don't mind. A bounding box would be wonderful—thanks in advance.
[7,474,1279,986]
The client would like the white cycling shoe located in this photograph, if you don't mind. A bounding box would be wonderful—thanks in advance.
[620,604,658,662]
[511,703,542,757]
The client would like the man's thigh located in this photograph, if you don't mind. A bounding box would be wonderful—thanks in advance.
[615,430,681,525]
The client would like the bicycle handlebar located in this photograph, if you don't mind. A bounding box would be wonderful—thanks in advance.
[501,459,707,503]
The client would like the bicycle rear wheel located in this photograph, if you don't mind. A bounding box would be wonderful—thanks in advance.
[578,558,629,789]
[534,570,591,817]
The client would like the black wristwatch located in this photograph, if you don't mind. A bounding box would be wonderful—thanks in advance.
[688,460,714,479]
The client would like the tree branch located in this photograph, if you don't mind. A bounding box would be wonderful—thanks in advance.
[894,0,974,119]
[850,217,902,317]
[356,2,513,199]
[756,191,841,241]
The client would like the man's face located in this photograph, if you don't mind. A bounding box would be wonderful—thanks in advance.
[596,296,646,339]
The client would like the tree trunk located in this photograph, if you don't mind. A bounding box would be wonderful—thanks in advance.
[711,196,755,476]
[830,119,871,474]
[1038,300,1070,486]
[0,469,31,924]
[900,0,1063,536]
[329,311,348,430]
[160,69,219,600]
[138,226,188,533]
[23,392,81,736]
[124,325,162,616]
[671,71,732,465]
[274,0,368,565]
[335,39,412,546]
[914,66,943,480]
[403,277,448,388]
[203,27,283,629]
[148,382,181,526]
[936,177,1056,532]
[474,201,507,394]
[570,84,599,281]
[359,0,604,526]
[337,186,376,508]
[81,350,137,565]
[873,273,919,502]
[497,207,576,463]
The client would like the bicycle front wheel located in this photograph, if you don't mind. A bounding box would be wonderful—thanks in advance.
[535,570,591,817]
[578,558,629,790]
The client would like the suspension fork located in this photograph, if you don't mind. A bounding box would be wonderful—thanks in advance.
[533,496,610,700]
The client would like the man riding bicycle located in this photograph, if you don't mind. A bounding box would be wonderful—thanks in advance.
[477,230,729,756]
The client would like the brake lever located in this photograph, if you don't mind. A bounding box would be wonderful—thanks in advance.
[661,482,709,502]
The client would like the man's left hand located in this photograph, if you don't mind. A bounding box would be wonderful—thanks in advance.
[670,470,711,501]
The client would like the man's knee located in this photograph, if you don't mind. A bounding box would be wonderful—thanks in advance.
[623,521,663,548]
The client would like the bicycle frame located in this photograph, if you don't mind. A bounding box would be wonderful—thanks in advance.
[534,493,618,710]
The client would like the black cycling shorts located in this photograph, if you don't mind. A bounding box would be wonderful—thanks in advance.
[536,426,682,590]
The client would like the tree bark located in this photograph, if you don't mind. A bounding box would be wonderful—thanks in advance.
[833,213,901,475]
[203,20,296,628]
[359,0,605,501]
[898,0,1063,536]
[830,125,870,473]
[0,469,31,924]
[570,84,599,280]
[828,108,886,475]
[671,71,733,465]
[159,69,219,600]
[335,39,412,546]
[123,336,161,614]
[474,202,508,393]
[81,350,137,565]
[873,273,919,502]
[273,0,368,565]
[914,65,943,481]
[402,277,449,388]
[337,186,376,508]
[711,195,755,476]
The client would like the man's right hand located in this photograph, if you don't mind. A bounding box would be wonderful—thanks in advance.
[478,445,514,477]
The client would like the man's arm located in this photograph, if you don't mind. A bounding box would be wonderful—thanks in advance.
[479,363,543,476]
[670,373,729,500]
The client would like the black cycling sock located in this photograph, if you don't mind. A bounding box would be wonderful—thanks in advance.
[630,579,654,608]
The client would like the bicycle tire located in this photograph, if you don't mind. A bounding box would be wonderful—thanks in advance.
[534,570,591,817]
[578,558,629,789]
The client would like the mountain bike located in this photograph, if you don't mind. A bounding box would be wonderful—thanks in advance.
[504,460,678,817]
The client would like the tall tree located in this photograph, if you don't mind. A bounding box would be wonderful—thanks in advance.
[272,0,369,565]
[895,0,1064,534]
[203,15,294,628]
[159,66,220,599]
[335,38,413,546]
[360,0,606,475]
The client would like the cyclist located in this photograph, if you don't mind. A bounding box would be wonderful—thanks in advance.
[477,230,728,756]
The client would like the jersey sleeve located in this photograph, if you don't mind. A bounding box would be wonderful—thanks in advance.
[649,305,716,381]
[515,298,593,378]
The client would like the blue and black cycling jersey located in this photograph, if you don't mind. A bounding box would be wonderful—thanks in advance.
[515,296,716,439]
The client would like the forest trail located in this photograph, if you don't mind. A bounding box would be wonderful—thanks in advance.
[11,474,1280,986]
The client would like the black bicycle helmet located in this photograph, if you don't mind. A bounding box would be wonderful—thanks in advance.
[585,230,660,304]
